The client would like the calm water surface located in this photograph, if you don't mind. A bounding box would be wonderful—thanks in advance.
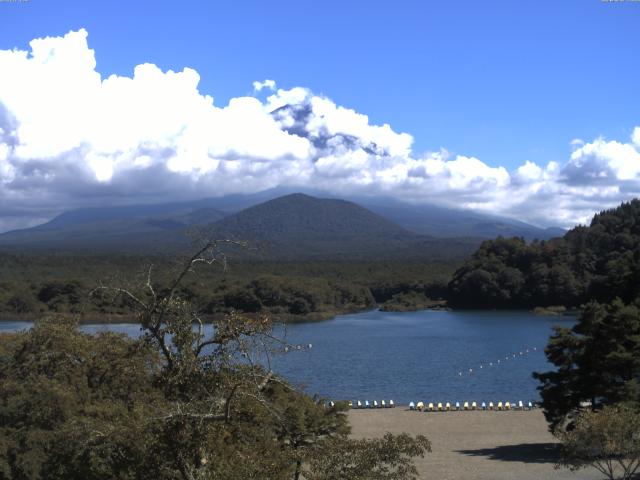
[1,309,573,404]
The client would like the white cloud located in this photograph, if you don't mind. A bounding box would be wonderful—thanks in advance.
[1,29,640,232]
[566,137,640,182]
[253,79,276,92]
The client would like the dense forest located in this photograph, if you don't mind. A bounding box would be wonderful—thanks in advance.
[0,255,455,322]
[448,200,640,309]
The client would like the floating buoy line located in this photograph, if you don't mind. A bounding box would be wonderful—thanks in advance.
[456,346,541,378]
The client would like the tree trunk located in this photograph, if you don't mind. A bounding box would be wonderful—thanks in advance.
[293,459,302,480]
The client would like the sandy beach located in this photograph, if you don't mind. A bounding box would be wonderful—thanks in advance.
[348,408,601,480]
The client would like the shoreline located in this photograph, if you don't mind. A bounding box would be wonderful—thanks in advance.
[0,304,578,325]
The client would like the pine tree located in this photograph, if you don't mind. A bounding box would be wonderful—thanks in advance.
[534,300,640,430]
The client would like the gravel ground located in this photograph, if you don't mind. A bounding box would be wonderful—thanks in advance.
[347,408,602,480]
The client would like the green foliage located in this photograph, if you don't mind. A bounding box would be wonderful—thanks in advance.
[555,404,640,480]
[305,433,431,480]
[534,300,640,430]
[262,383,350,480]
[0,316,164,480]
[0,245,431,480]
[448,199,640,308]
[0,254,458,321]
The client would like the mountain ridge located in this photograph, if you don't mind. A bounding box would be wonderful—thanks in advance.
[0,191,565,258]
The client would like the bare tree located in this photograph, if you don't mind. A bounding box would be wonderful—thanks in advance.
[92,239,298,479]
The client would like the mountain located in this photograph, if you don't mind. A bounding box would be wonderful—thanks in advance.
[201,193,482,260]
[207,193,409,258]
[0,193,479,260]
[0,190,564,257]
[353,198,564,240]
[28,200,229,231]
[0,203,228,252]
[211,193,409,241]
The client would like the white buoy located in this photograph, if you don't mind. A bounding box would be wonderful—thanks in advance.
[308,343,313,348]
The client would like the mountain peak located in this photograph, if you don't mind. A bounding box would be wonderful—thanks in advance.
[210,193,411,241]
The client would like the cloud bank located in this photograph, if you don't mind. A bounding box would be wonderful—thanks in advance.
[1,29,639,232]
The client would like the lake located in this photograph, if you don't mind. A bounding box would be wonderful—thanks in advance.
[1,309,573,405]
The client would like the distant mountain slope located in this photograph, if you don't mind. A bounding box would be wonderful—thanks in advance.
[0,189,564,257]
[356,200,564,240]
[211,193,410,241]
[206,193,478,260]
[0,205,227,252]
[0,193,481,260]
[30,200,229,231]
[1,187,564,241]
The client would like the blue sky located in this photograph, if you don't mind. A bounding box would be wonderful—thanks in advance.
[3,0,638,168]
[0,0,639,230]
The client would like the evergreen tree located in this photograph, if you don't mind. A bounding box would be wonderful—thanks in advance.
[534,300,640,430]
[449,199,640,309]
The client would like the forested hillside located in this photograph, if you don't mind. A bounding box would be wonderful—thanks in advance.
[448,200,640,308]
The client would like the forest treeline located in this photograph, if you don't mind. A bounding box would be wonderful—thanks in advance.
[2,199,639,320]
[448,200,640,309]
[0,255,454,322]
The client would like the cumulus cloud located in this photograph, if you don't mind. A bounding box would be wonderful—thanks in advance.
[253,79,276,92]
[1,29,640,232]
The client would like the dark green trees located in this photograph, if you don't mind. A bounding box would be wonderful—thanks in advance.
[449,199,640,309]
[534,300,640,430]
[1,242,430,480]
[0,316,164,480]
[448,237,533,308]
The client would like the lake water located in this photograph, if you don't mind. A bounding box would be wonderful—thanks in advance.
[1,309,573,405]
